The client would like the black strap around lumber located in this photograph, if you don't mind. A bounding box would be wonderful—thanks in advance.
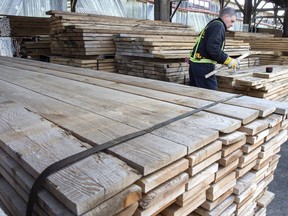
[25,94,241,216]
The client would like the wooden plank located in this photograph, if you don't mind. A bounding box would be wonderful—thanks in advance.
[139,173,188,210]
[134,183,186,216]
[186,163,218,191]
[83,185,142,216]
[161,192,206,216]
[233,172,256,195]
[0,101,141,215]
[221,138,246,157]
[201,188,233,211]
[186,141,222,166]
[0,80,188,176]
[207,172,236,194]
[136,158,189,193]
[218,131,246,145]
[187,152,221,176]
[175,184,209,207]
[215,158,239,182]
[236,160,257,178]
[218,149,242,166]
[194,195,234,216]
[0,147,74,216]
[206,178,236,201]
[114,202,139,216]
[0,177,30,216]
[176,177,212,206]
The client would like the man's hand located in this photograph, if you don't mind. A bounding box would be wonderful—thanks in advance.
[224,57,240,70]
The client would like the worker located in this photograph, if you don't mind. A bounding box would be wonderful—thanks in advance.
[188,7,240,90]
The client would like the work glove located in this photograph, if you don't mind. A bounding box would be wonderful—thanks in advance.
[224,57,240,71]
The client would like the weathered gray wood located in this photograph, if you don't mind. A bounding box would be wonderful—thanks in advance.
[218,131,246,145]
[0,148,74,216]
[195,195,234,216]
[139,173,188,209]
[0,63,242,134]
[186,141,222,166]
[0,101,141,215]
[0,81,188,176]
[83,185,142,216]
[186,163,218,191]
[0,177,31,216]
[0,57,261,124]
[201,188,233,211]
[187,152,221,176]
[218,149,242,166]
[114,202,138,216]
[136,159,189,193]
[215,158,239,183]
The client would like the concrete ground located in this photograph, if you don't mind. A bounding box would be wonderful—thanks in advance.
[267,140,288,216]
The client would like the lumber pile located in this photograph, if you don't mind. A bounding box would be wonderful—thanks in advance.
[50,56,115,72]
[21,35,51,60]
[0,56,287,216]
[217,65,288,101]
[48,10,195,73]
[0,15,50,59]
[253,54,288,66]
[226,31,274,40]
[114,34,250,84]
[0,15,50,37]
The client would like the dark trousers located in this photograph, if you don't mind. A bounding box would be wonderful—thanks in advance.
[189,61,217,90]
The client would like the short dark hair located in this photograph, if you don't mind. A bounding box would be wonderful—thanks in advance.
[219,7,237,18]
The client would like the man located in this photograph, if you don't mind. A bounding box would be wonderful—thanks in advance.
[189,7,240,90]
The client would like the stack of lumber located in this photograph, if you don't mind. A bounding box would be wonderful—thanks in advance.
[254,54,288,66]
[114,34,250,84]
[217,65,288,101]
[50,56,115,72]
[116,57,189,83]
[245,37,288,52]
[0,56,288,216]
[0,15,50,37]
[226,31,274,40]
[48,10,195,56]
[257,28,282,37]
[21,35,51,60]
[0,15,50,59]
[47,10,196,75]
[114,34,250,59]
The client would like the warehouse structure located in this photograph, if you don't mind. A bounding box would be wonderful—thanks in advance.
[0,0,288,216]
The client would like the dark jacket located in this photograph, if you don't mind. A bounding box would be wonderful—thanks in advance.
[191,18,228,64]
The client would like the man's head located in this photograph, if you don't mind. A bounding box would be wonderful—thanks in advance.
[219,7,237,29]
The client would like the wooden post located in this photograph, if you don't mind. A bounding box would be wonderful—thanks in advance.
[154,0,171,22]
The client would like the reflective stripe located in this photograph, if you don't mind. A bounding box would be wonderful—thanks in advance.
[189,20,224,64]
[190,58,217,64]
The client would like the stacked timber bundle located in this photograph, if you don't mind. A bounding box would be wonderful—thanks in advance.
[114,34,250,84]
[114,34,195,84]
[247,37,288,52]
[50,56,115,72]
[255,54,288,66]
[48,10,195,74]
[226,31,274,40]
[21,35,51,60]
[217,65,288,102]
[2,15,50,37]
[0,56,288,216]
[0,15,50,59]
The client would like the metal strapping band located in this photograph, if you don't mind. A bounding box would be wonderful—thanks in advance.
[25,93,242,216]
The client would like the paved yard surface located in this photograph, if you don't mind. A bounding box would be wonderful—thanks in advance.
[267,140,288,216]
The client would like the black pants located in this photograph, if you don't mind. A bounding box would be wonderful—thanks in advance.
[189,61,217,90]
